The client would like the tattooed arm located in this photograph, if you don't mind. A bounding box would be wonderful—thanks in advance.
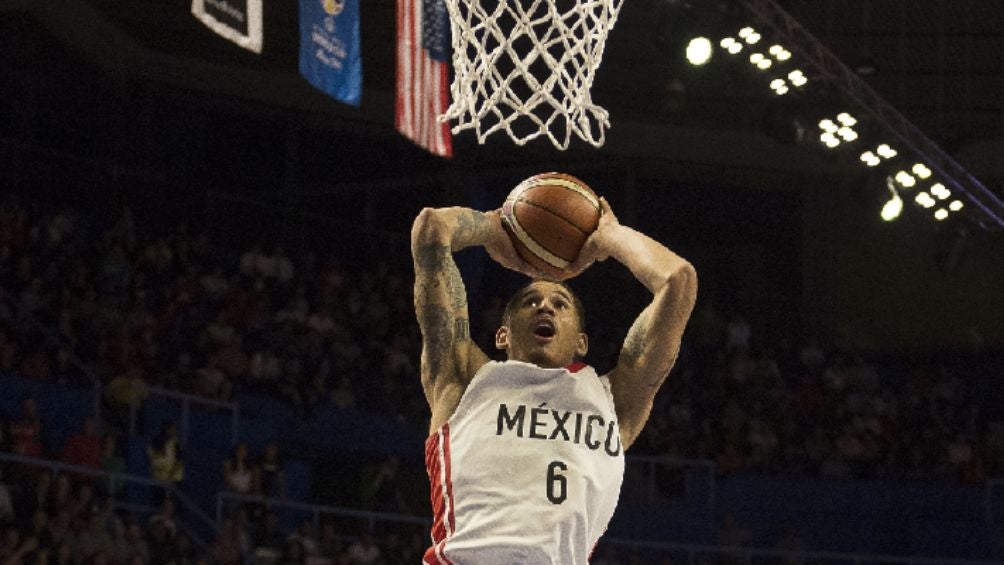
[411,207,531,434]
[575,200,698,451]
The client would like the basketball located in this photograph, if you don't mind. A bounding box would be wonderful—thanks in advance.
[500,172,601,279]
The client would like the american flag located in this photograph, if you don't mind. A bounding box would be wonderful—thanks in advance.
[396,0,453,157]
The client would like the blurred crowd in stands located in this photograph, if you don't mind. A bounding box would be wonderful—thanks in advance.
[1,190,1003,563]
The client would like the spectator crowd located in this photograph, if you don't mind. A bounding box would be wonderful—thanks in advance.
[1,190,1003,563]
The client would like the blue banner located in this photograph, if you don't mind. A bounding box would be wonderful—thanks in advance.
[299,0,362,107]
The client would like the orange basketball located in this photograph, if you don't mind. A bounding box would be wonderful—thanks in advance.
[500,172,601,279]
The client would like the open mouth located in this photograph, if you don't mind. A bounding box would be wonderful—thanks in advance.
[532,319,556,341]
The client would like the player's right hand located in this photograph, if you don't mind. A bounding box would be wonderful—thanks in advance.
[483,209,547,279]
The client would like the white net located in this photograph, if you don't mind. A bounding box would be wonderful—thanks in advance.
[441,0,624,149]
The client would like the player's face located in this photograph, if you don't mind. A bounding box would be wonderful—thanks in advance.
[496,281,588,368]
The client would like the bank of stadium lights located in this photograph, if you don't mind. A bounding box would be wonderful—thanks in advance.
[818,113,859,149]
[861,144,897,167]
[913,185,965,221]
[720,37,743,55]
[738,27,761,45]
[912,163,932,180]
[930,182,951,200]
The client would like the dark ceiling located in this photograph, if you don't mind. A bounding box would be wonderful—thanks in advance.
[6,0,1003,181]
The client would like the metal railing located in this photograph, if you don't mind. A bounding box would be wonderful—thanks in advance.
[215,491,431,533]
[128,382,240,446]
[0,451,218,549]
[627,455,717,511]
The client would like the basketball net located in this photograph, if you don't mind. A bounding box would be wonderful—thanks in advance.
[441,0,624,150]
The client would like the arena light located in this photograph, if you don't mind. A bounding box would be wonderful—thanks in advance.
[837,127,858,142]
[756,59,773,70]
[876,144,898,159]
[934,209,949,221]
[836,113,857,127]
[770,79,789,95]
[894,171,917,188]
[750,53,765,65]
[860,151,881,167]
[915,192,936,208]
[949,200,964,212]
[788,70,808,87]
[738,27,754,39]
[818,114,858,148]
[727,42,743,54]
[768,44,792,61]
[931,183,952,200]
[820,132,840,148]
[721,37,737,49]
[686,37,713,66]
[912,163,932,179]
[881,177,903,222]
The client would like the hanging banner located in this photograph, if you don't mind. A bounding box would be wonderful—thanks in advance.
[191,0,263,53]
[299,0,362,107]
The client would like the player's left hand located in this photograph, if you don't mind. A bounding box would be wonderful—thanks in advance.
[559,197,619,280]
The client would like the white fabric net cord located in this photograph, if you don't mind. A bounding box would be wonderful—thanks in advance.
[442,0,624,149]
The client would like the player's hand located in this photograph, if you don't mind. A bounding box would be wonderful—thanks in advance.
[483,210,547,279]
[560,197,619,279]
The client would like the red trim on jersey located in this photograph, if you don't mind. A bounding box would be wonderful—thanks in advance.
[423,424,456,565]
[567,361,588,373]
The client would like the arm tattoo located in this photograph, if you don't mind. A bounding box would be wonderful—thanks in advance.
[415,244,449,273]
[453,209,487,247]
[413,240,473,382]
[454,319,470,342]
[420,305,453,375]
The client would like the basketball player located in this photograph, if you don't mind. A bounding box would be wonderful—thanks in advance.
[411,197,697,564]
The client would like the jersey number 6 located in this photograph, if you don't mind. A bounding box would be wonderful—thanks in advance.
[546,461,567,504]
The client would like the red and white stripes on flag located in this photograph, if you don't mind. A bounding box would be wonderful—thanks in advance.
[396,0,453,158]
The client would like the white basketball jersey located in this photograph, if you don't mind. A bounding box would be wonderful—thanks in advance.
[424,360,625,565]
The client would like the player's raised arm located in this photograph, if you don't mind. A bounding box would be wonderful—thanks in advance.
[411,207,537,428]
[572,199,698,450]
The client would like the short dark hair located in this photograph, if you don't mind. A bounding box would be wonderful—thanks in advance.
[502,280,586,332]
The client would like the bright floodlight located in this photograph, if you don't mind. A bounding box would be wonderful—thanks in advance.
[738,27,754,39]
[876,144,898,159]
[881,195,903,222]
[895,171,916,188]
[819,119,837,132]
[721,37,737,49]
[860,151,881,167]
[934,209,949,221]
[915,192,936,208]
[727,42,743,54]
[776,49,792,61]
[949,200,964,212]
[912,163,932,179]
[756,59,773,70]
[820,132,840,148]
[837,113,857,127]
[838,127,858,142]
[750,53,765,64]
[686,37,713,66]
[747,32,762,44]
[775,85,789,95]
[931,183,952,200]
[788,70,807,86]
[770,79,786,90]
